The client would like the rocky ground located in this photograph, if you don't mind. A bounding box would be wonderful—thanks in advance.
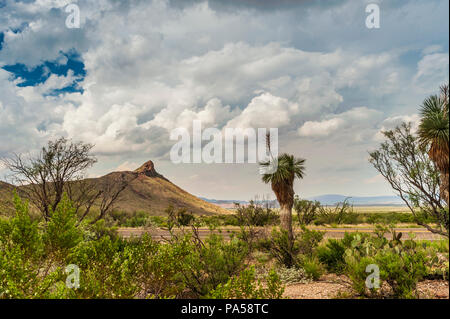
[282,274,449,299]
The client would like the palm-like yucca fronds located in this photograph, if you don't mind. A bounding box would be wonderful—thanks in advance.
[260,153,305,206]
[418,84,449,205]
[418,92,449,172]
[260,154,305,185]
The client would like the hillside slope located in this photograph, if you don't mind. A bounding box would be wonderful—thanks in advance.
[95,161,229,215]
[0,161,230,216]
[0,181,17,215]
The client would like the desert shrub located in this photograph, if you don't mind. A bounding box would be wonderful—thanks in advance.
[276,266,311,284]
[376,249,427,298]
[419,241,449,280]
[0,244,68,298]
[124,234,189,298]
[260,228,298,268]
[418,239,449,253]
[426,259,449,281]
[344,230,429,298]
[293,196,321,225]
[298,256,325,281]
[177,210,195,226]
[235,201,279,226]
[1,193,263,299]
[235,225,262,252]
[365,212,416,225]
[66,235,138,298]
[259,227,323,269]
[165,205,196,230]
[1,194,42,257]
[147,215,167,227]
[209,266,284,299]
[43,194,83,262]
[345,255,377,296]
[122,211,149,227]
[297,226,324,256]
[178,234,249,297]
[0,195,67,299]
[317,239,347,274]
[83,219,119,241]
[196,215,240,227]
[314,199,358,225]
[369,122,449,237]
[347,248,428,298]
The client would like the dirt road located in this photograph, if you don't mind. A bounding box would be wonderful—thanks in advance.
[117,226,445,241]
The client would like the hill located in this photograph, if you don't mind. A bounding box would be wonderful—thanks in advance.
[0,161,230,216]
[0,181,17,215]
[97,161,230,215]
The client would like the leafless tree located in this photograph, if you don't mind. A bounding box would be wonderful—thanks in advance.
[2,138,96,220]
[1,137,135,223]
[89,172,133,224]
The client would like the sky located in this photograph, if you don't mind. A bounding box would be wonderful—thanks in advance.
[0,0,449,200]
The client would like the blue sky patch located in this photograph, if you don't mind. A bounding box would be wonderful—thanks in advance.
[2,50,86,94]
[0,32,4,51]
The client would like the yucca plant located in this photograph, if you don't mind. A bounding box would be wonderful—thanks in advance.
[260,153,306,241]
[418,84,449,206]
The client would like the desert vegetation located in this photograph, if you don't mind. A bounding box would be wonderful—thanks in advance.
[0,191,448,299]
[0,85,448,299]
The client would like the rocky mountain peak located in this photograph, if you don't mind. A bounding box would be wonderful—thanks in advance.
[134,160,162,178]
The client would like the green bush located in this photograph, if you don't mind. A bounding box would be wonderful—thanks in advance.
[345,255,377,297]
[44,194,83,262]
[123,234,189,298]
[259,227,323,269]
[67,235,138,298]
[299,256,325,281]
[2,194,42,257]
[235,201,279,226]
[260,228,298,268]
[209,266,284,299]
[297,226,324,257]
[0,194,67,298]
[122,211,149,227]
[294,196,321,226]
[376,249,427,298]
[178,234,249,297]
[84,219,119,240]
[344,230,429,298]
[1,193,265,299]
[165,205,196,229]
[317,239,347,274]
[419,241,449,280]
[0,244,67,298]
[176,210,195,226]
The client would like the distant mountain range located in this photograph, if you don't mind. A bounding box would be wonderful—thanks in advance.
[306,194,404,206]
[201,194,404,208]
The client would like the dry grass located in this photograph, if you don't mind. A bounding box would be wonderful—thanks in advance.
[351,206,411,214]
